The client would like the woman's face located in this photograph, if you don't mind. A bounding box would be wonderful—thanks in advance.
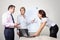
[20,9,25,15]
[38,13,42,18]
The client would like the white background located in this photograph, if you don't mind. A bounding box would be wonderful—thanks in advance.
[0,0,60,40]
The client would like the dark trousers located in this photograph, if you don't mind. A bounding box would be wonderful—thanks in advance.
[19,29,29,37]
[4,28,14,40]
[50,24,59,38]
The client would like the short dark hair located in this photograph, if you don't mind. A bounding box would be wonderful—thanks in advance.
[20,7,25,11]
[38,10,46,18]
[8,5,15,10]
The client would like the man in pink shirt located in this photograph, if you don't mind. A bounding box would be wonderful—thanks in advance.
[2,5,19,40]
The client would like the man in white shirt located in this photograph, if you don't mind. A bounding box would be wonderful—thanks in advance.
[17,7,35,37]
[17,7,29,37]
[2,5,19,40]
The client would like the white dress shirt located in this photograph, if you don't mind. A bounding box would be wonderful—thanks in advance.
[27,16,40,32]
[2,11,14,28]
[17,15,30,29]
[17,14,39,32]
[41,17,56,28]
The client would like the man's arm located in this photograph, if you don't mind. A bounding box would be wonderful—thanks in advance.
[2,14,18,28]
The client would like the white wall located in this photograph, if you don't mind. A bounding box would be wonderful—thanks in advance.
[0,0,60,40]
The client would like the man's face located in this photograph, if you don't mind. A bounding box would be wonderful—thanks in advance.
[10,7,15,13]
[20,9,25,15]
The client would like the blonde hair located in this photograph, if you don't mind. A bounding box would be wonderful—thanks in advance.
[20,7,25,11]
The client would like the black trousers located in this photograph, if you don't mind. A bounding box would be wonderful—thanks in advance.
[50,24,59,38]
[19,29,29,37]
[4,28,14,40]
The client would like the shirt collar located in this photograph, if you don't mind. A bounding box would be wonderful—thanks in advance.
[7,11,12,15]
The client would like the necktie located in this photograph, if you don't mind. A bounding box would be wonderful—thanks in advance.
[10,14,15,23]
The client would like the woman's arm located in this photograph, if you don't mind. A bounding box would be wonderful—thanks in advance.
[32,21,46,37]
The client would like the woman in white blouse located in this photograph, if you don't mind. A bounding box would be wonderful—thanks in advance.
[32,10,59,38]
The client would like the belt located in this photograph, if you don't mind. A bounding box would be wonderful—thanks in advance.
[5,27,14,29]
